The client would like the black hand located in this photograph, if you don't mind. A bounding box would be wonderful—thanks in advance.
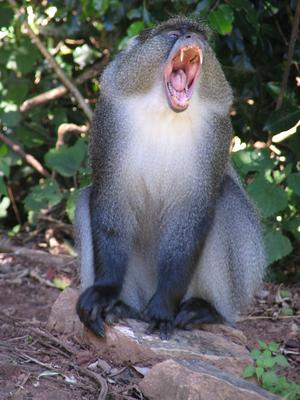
[76,284,119,337]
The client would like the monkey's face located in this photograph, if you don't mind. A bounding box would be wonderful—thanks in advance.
[163,34,203,112]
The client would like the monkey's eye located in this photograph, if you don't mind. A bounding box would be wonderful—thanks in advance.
[167,31,180,39]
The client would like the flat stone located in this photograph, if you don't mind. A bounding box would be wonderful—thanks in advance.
[139,359,280,400]
[47,289,253,376]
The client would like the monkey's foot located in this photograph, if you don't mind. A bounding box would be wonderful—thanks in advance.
[105,301,141,325]
[175,298,224,330]
[76,284,119,337]
[143,295,175,340]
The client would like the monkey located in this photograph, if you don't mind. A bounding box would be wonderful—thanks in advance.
[75,17,265,340]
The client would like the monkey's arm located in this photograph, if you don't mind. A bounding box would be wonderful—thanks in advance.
[76,202,128,337]
[144,202,212,339]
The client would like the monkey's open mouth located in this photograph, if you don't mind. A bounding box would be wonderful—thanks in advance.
[164,45,202,112]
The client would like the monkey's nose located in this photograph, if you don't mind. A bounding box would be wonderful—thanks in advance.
[185,34,192,39]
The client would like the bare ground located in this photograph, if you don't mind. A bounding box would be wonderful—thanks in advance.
[0,241,299,400]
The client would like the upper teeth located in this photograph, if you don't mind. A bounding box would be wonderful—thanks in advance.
[180,49,184,62]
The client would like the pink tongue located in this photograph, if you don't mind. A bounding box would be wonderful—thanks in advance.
[170,69,187,91]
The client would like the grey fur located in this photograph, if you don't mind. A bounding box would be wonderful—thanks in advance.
[75,17,265,325]
[74,186,94,290]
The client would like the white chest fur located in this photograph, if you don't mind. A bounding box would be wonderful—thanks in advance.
[119,85,212,207]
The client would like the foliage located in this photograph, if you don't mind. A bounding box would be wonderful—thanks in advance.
[242,341,300,399]
[0,1,299,280]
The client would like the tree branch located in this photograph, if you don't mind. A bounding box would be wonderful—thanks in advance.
[0,132,50,178]
[20,57,108,113]
[276,0,300,110]
[8,0,93,121]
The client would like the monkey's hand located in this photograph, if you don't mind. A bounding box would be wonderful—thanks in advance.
[143,294,175,340]
[76,284,119,337]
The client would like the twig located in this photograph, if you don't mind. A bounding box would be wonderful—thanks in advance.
[74,366,108,400]
[0,238,75,267]
[38,215,74,233]
[8,0,93,121]
[19,351,55,369]
[7,184,21,224]
[56,123,89,149]
[20,58,108,113]
[276,0,300,110]
[30,327,77,355]
[13,372,31,397]
[0,132,50,177]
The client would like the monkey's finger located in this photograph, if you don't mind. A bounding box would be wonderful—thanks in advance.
[105,312,118,325]
[175,310,196,328]
[77,287,99,322]
[89,314,105,337]
[145,320,158,335]
[159,321,174,341]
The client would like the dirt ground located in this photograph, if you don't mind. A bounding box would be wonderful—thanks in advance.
[0,241,299,400]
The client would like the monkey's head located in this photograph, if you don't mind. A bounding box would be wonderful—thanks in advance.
[102,17,232,113]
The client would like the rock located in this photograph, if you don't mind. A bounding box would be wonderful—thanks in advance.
[83,318,252,376]
[47,287,83,335]
[139,359,280,400]
[48,289,252,376]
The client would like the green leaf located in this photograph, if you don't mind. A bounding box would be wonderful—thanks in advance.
[287,173,300,196]
[0,196,10,218]
[6,78,29,105]
[53,276,71,290]
[247,176,288,218]
[0,110,21,127]
[0,159,10,177]
[274,355,289,367]
[208,5,234,35]
[264,107,300,134]
[45,138,87,177]
[280,307,294,317]
[268,342,280,352]
[15,38,40,74]
[255,367,264,379]
[232,148,275,176]
[262,349,272,358]
[66,190,79,223]
[127,8,142,20]
[261,371,278,388]
[264,229,293,265]
[15,127,44,148]
[284,217,300,243]
[263,357,276,368]
[0,5,14,27]
[258,340,268,350]
[280,289,292,299]
[250,349,261,360]
[0,178,7,196]
[92,0,109,15]
[24,179,63,212]
[242,365,255,378]
[127,21,145,37]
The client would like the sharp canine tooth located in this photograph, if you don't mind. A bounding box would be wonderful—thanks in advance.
[180,49,184,62]
[199,51,203,64]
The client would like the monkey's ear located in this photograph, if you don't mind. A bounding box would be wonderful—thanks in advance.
[138,27,154,43]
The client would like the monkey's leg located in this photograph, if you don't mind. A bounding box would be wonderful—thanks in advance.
[76,197,129,337]
[143,206,211,340]
[176,173,265,329]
